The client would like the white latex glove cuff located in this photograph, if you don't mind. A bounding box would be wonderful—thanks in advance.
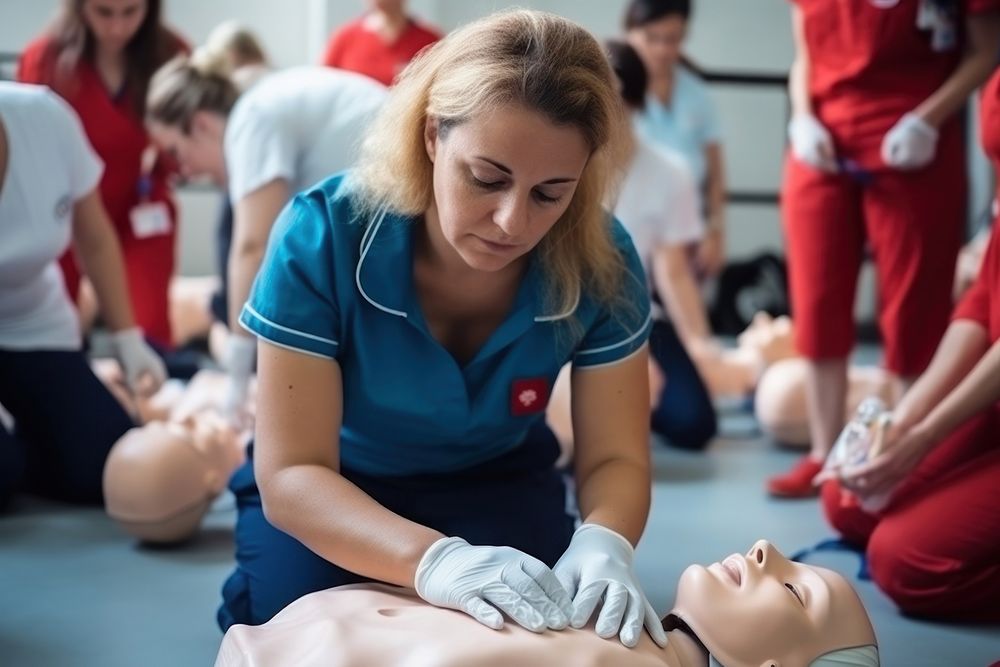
[224,335,257,379]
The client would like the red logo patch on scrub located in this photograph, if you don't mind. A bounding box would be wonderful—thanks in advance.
[510,378,549,416]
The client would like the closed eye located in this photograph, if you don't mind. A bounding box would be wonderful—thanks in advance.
[785,583,804,607]
[533,189,562,204]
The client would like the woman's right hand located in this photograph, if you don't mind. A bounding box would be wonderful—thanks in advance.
[788,114,838,172]
[414,536,574,633]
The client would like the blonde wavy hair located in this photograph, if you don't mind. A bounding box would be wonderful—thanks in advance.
[353,9,630,315]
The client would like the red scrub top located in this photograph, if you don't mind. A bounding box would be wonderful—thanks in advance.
[18,34,186,348]
[321,16,439,86]
[952,68,1000,341]
[793,0,1000,168]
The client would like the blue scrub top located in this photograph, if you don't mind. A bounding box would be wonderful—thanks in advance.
[634,64,721,186]
[241,172,652,477]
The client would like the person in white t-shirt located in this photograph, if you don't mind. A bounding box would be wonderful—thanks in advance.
[146,58,387,423]
[0,82,166,510]
[548,40,718,453]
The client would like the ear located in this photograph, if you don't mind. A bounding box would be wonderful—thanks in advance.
[424,115,438,163]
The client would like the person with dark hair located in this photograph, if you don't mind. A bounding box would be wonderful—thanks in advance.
[549,39,716,453]
[772,0,1000,498]
[625,0,727,278]
[321,0,440,86]
[18,0,187,350]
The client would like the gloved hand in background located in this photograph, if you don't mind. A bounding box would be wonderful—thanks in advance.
[223,334,256,426]
[788,113,837,172]
[415,536,574,633]
[554,523,668,648]
[110,326,167,396]
[881,112,938,170]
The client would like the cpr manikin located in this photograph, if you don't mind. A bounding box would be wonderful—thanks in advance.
[101,370,250,543]
[755,360,901,447]
[216,540,878,667]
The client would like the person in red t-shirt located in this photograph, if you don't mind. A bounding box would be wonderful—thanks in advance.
[770,0,1000,498]
[321,0,440,86]
[813,68,1000,623]
[18,0,187,350]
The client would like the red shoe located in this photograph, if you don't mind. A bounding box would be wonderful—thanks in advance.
[767,456,824,498]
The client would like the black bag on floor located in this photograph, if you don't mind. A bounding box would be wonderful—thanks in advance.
[708,252,790,335]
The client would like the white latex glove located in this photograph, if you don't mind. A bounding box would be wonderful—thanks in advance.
[414,536,574,633]
[554,523,668,648]
[222,335,256,423]
[110,327,167,396]
[881,112,938,170]
[788,114,837,172]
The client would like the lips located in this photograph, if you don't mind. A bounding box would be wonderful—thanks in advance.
[475,236,521,255]
[721,555,744,586]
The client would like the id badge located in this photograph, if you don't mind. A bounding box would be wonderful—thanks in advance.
[130,201,172,239]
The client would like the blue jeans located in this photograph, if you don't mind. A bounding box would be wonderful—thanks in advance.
[0,348,134,508]
[649,319,717,450]
[218,421,575,630]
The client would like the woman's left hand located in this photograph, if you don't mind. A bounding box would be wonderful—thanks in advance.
[111,327,168,396]
[697,228,725,276]
[553,523,668,648]
[839,420,937,500]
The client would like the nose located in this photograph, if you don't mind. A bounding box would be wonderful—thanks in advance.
[493,192,529,239]
[748,540,776,568]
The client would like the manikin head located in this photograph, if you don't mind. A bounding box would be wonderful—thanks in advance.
[103,416,245,543]
[671,540,878,667]
[755,359,897,447]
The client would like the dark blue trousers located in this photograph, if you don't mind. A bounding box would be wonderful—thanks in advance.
[218,422,575,630]
[648,319,718,450]
[0,348,135,509]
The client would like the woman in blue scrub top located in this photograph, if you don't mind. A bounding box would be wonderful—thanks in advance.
[625,0,728,276]
[218,9,667,651]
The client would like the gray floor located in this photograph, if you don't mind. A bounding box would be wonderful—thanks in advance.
[1,419,998,666]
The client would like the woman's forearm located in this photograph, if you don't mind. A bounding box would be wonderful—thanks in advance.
[922,336,1000,440]
[894,320,989,428]
[788,6,813,117]
[262,463,445,586]
[704,144,726,232]
[913,13,1000,127]
[653,245,710,343]
[72,193,135,332]
[575,457,651,546]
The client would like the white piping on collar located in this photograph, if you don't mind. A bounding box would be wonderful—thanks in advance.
[534,285,580,322]
[355,206,408,318]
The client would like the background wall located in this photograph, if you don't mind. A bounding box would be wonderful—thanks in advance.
[1,0,992,323]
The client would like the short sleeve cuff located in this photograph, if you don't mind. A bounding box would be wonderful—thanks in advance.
[573,312,653,368]
[240,303,339,359]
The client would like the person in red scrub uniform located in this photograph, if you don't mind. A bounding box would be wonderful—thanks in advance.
[771,0,1000,497]
[321,0,439,87]
[815,66,1000,622]
[18,0,187,349]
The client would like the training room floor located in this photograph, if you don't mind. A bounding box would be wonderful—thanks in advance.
[1,414,998,666]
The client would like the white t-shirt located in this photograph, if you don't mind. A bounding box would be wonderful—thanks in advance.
[0,83,103,350]
[614,140,704,319]
[224,67,388,203]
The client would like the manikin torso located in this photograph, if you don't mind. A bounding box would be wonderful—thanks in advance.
[216,584,689,667]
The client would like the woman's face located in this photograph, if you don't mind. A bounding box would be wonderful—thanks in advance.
[627,14,687,79]
[424,103,590,274]
[672,540,876,667]
[147,114,226,185]
[80,0,148,53]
